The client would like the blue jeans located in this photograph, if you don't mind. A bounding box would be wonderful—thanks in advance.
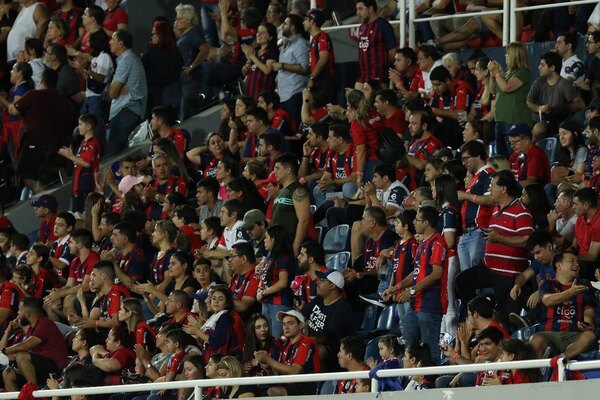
[313,182,358,208]
[457,229,486,272]
[396,302,419,347]
[417,311,442,362]
[200,2,220,47]
[262,303,291,338]
[107,108,142,156]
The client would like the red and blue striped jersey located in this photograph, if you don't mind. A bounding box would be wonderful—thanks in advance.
[538,278,596,332]
[73,136,100,196]
[391,236,418,287]
[114,245,147,283]
[68,251,100,285]
[357,17,397,82]
[52,7,83,45]
[150,247,176,285]
[258,255,294,307]
[99,284,131,320]
[411,232,447,314]
[145,176,188,220]
[310,31,335,79]
[326,144,356,179]
[50,235,72,278]
[461,164,495,228]
[246,45,279,100]
[276,334,320,373]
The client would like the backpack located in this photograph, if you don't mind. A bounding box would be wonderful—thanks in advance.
[378,127,406,164]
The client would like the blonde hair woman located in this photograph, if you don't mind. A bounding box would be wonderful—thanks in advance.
[216,356,255,398]
[345,89,383,183]
[488,42,532,157]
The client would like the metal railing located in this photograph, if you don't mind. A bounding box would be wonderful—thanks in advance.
[0,357,597,400]
[510,0,600,42]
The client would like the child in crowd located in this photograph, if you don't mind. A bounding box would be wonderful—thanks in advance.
[367,335,403,391]
[406,359,437,390]
[483,339,541,385]
[355,378,371,393]
[58,114,101,213]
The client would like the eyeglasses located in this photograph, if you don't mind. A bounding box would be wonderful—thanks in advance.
[460,155,473,163]
[224,254,241,261]
[508,137,523,146]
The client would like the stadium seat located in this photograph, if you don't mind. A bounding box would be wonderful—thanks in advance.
[537,137,558,164]
[325,251,351,271]
[511,323,541,342]
[365,336,383,363]
[310,204,317,214]
[488,141,497,157]
[376,304,399,331]
[323,224,350,254]
[360,303,381,332]
[315,226,324,244]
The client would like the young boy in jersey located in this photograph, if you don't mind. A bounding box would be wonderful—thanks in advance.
[58,114,101,213]
[48,211,75,283]
[162,329,188,383]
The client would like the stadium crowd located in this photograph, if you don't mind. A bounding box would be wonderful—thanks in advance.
[1,0,600,397]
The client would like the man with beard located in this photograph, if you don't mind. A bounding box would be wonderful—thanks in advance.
[150,105,190,156]
[2,298,68,391]
[272,14,309,125]
[291,240,328,309]
[302,270,355,371]
[355,0,396,88]
[228,242,260,318]
[258,132,284,173]
[389,47,421,102]
[406,110,442,182]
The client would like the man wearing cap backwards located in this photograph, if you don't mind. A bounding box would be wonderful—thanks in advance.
[242,209,268,258]
[506,123,551,186]
[31,195,59,244]
[302,269,355,371]
[254,310,320,395]
[303,9,334,95]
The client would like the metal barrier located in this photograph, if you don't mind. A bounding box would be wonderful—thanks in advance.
[0,357,597,400]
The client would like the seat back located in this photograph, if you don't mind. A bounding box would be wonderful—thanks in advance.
[323,224,350,253]
[536,137,558,164]
[365,337,382,363]
[315,226,323,244]
[511,323,541,342]
[488,141,497,157]
[376,304,398,331]
[326,251,351,272]
[360,303,381,332]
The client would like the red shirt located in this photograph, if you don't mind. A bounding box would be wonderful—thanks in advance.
[407,134,443,162]
[230,268,259,302]
[100,285,131,320]
[30,316,69,369]
[167,350,187,374]
[350,111,383,161]
[509,144,551,185]
[309,31,335,78]
[68,251,100,285]
[167,128,190,156]
[103,6,128,33]
[432,79,472,112]
[0,281,25,325]
[574,209,600,254]
[39,215,58,244]
[483,199,534,277]
[135,321,156,350]
[180,224,203,254]
[382,107,407,134]
[276,334,320,373]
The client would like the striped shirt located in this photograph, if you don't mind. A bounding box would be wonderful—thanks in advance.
[483,199,533,277]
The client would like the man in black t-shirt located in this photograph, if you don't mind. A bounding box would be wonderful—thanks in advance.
[302,270,355,371]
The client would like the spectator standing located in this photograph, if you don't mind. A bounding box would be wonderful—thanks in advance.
[107,29,147,156]
[304,9,334,97]
[241,22,279,101]
[272,14,310,126]
[142,21,184,115]
[13,68,74,194]
[456,141,494,271]
[58,114,101,213]
[396,206,446,361]
[175,3,208,120]
[51,0,82,46]
[456,170,534,328]
[271,153,312,255]
[555,32,586,83]
[102,0,128,37]
[575,32,600,98]
[43,43,84,112]
[527,51,585,135]
[489,43,532,157]
[355,0,396,87]
[6,0,49,62]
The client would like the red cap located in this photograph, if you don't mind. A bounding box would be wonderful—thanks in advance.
[261,171,279,185]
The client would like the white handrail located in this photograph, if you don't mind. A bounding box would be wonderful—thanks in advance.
[10,357,599,400]
[510,0,600,43]
[413,9,505,23]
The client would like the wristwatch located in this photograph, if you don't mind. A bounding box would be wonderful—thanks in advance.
[409,287,416,296]
[146,362,153,369]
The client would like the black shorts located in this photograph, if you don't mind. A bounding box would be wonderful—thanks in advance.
[16,146,59,184]
[29,353,60,386]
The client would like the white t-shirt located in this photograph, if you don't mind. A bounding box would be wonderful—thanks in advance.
[561,55,585,82]
[86,51,114,98]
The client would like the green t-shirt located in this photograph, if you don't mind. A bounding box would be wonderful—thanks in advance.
[494,68,532,125]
